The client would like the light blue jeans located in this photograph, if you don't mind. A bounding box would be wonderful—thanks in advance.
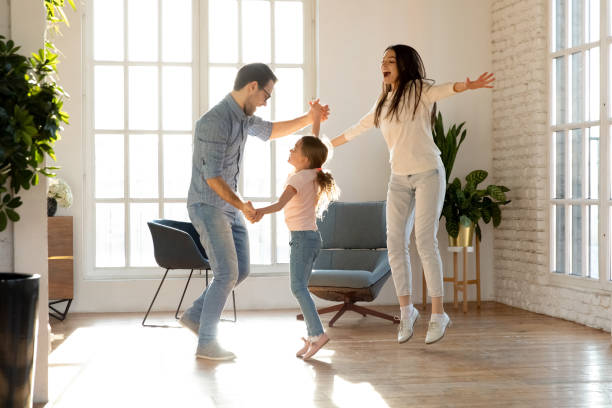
[290,230,324,338]
[386,166,446,298]
[186,203,250,348]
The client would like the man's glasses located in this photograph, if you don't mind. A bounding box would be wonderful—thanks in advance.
[261,87,272,102]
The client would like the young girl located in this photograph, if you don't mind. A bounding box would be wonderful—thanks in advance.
[331,44,494,345]
[255,110,339,360]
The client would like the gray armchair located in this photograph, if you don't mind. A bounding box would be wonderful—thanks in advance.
[297,201,398,327]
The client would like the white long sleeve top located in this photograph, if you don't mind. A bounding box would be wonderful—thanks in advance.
[342,82,456,175]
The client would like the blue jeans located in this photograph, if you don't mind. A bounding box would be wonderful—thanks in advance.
[186,203,250,347]
[290,230,324,338]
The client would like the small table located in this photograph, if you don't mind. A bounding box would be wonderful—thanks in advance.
[422,238,481,313]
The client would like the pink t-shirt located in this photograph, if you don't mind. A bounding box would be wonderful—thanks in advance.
[284,169,318,231]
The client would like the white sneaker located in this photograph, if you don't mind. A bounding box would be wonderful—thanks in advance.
[196,341,236,361]
[425,313,451,344]
[397,307,419,344]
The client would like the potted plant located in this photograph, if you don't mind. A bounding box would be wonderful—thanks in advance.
[0,35,68,407]
[432,111,466,184]
[432,112,510,246]
[47,177,73,216]
[442,170,510,246]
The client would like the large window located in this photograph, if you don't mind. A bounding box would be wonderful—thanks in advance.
[86,0,314,276]
[549,0,612,283]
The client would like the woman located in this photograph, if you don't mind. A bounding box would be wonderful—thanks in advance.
[331,44,494,344]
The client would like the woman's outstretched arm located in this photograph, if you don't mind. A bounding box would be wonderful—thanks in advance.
[453,72,495,93]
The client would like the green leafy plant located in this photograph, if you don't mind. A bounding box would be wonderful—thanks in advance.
[0,36,69,231]
[442,170,511,241]
[45,0,77,35]
[432,111,466,183]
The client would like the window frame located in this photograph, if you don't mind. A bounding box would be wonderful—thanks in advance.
[84,0,316,279]
[548,0,612,291]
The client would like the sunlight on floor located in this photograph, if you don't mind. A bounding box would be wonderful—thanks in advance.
[332,376,389,407]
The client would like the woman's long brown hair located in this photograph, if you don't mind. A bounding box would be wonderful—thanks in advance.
[374,44,434,127]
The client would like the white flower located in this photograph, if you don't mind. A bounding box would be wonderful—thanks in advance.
[47,178,73,208]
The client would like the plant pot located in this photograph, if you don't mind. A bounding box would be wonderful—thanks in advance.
[448,221,475,247]
[47,197,57,217]
[0,273,40,408]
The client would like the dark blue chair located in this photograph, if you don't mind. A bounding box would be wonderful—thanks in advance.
[143,219,236,327]
[297,201,397,327]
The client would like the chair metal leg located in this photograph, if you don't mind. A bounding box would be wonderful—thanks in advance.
[220,290,237,323]
[143,268,170,327]
[205,269,237,323]
[175,269,195,319]
[49,299,72,321]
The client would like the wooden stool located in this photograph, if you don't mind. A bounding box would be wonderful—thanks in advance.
[422,238,481,313]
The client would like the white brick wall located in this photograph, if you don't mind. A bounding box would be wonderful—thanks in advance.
[491,0,611,332]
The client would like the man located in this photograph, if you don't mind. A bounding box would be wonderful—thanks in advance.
[180,63,329,360]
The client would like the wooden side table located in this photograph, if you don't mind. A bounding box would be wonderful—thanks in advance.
[422,237,481,313]
[48,216,74,320]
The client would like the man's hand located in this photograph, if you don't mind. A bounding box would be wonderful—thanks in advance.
[308,98,330,123]
[241,201,258,223]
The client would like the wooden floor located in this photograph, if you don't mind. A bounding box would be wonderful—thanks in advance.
[42,302,611,408]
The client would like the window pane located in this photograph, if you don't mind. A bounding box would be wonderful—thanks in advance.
[130,203,158,266]
[275,1,303,64]
[94,66,124,130]
[588,126,599,199]
[553,0,566,51]
[570,128,583,198]
[95,134,124,198]
[553,205,566,273]
[588,205,598,279]
[571,205,582,276]
[129,66,159,130]
[275,68,304,120]
[163,134,192,198]
[276,213,290,263]
[93,0,123,61]
[209,0,238,63]
[162,0,192,62]
[164,203,189,222]
[587,47,599,121]
[96,203,125,267]
[162,66,192,131]
[243,137,271,197]
[247,202,271,264]
[587,0,599,42]
[570,0,584,47]
[127,0,158,62]
[570,52,584,123]
[553,57,566,125]
[241,0,271,63]
[209,66,237,109]
[129,134,158,198]
[275,135,300,195]
[554,131,566,199]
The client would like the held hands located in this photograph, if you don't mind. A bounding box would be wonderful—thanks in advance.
[241,201,264,224]
[308,98,330,123]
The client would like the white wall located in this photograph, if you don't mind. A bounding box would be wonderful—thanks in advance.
[45,0,493,313]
